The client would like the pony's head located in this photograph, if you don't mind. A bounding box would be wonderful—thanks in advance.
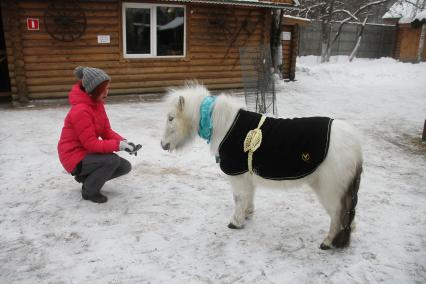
[160,83,210,151]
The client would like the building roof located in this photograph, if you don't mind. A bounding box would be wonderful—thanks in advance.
[163,0,299,9]
[282,15,311,26]
[383,0,425,24]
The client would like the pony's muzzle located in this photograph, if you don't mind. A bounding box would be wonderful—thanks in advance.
[161,141,170,151]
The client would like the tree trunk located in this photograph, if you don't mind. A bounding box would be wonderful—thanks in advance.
[321,0,335,63]
[416,0,426,63]
[349,17,368,62]
[326,18,351,59]
[321,21,330,62]
[324,23,334,62]
[271,9,283,74]
[417,24,426,63]
[321,22,332,63]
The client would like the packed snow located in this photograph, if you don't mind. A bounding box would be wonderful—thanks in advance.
[0,57,425,283]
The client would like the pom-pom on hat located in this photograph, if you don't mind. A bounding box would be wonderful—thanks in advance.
[74,66,111,94]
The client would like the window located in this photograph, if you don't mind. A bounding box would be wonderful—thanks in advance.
[122,3,186,58]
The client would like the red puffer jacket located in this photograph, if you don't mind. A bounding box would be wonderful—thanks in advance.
[58,82,123,173]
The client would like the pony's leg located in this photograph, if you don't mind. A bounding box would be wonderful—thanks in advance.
[310,176,344,250]
[228,175,255,229]
[312,165,362,250]
[245,188,255,220]
[320,205,342,250]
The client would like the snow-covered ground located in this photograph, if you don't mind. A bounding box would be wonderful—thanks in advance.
[1,57,425,283]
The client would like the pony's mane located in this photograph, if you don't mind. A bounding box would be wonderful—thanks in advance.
[166,82,243,154]
[210,93,242,155]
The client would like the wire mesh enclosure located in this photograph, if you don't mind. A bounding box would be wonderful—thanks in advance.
[239,45,277,115]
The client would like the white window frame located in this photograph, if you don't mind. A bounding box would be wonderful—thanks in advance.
[122,2,186,59]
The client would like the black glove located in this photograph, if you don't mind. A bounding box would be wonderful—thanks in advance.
[126,142,142,156]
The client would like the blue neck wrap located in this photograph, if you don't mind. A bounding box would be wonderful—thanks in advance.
[198,96,217,144]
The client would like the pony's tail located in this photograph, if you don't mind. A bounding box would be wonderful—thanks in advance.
[332,164,362,248]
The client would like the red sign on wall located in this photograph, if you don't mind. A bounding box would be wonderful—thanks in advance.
[27,18,39,31]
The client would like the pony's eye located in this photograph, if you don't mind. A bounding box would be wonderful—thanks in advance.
[168,116,174,122]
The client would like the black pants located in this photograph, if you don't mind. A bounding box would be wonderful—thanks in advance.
[72,154,131,196]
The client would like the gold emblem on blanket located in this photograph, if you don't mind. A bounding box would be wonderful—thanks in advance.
[243,115,267,174]
[301,152,310,162]
[244,129,263,152]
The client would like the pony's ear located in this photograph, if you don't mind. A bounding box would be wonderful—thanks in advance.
[178,96,185,112]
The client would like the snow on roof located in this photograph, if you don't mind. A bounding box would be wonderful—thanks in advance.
[383,0,425,24]
[415,9,426,21]
[282,15,311,22]
[162,0,299,9]
[228,0,300,5]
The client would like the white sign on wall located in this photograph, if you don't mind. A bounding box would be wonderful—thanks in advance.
[97,35,111,44]
[282,32,291,41]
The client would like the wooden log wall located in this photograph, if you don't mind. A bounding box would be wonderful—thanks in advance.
[281,24,298,80]
[2,0,274,100]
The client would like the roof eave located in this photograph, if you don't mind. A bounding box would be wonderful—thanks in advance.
[162,0,298,9]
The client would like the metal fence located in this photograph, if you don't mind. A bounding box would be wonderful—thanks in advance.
[299,21,397,58]
[239,45,277,115]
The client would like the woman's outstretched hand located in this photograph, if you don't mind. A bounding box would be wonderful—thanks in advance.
[120,140,142,156]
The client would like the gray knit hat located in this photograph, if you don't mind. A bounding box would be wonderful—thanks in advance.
[74,66,111,94]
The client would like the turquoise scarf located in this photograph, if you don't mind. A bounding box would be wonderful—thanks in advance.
[198,96,217,143]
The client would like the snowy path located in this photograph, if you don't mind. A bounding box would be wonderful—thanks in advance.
[0,57,425,283]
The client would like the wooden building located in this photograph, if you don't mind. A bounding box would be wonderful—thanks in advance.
[383,2,426,63]
[281,15,309,80]
[393,20,426,62]
[0,0,299,105]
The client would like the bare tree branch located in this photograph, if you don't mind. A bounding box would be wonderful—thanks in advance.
[354,0,389,16]
[331,9,360,21]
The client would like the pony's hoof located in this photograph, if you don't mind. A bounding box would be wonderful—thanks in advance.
[320,243,332,250]
[245,211,254,220]
[228,223,242,229]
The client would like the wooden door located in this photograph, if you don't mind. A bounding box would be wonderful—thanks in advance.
[0,7,11,98]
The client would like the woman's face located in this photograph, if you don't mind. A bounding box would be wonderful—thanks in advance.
[96,82,110,102]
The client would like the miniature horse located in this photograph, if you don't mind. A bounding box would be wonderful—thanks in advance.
[160,83,363,249]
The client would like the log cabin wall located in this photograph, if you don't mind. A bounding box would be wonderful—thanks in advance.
[1,0,278,101]
[289,25,299,80]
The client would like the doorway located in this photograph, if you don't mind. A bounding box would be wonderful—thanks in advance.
[0,7,11,102]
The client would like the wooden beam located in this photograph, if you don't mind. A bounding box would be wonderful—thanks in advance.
[289,24,299,80]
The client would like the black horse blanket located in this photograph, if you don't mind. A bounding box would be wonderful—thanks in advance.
[218,109,333,180]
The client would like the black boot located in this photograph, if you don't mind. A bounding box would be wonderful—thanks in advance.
[82,187,108,203]
[82,192,108,203]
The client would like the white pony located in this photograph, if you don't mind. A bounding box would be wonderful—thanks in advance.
[161,83,363,249]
